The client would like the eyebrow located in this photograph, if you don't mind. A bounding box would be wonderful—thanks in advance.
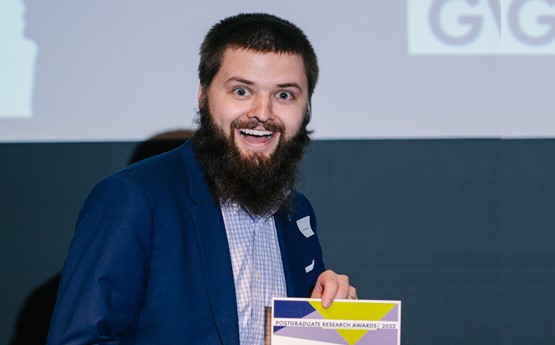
[226,77,254,85]
[225,77,304,93]
[277,83,303,93]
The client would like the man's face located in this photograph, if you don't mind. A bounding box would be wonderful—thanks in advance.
[199,48,309,160]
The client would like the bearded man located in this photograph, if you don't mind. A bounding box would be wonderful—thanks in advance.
[47,13,356,345]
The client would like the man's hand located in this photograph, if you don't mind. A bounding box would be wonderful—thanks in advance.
[310,270,357,308]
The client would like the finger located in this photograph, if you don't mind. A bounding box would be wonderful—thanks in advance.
[334,275,350,299]
[310,271,337,308]
[310,274,326,299]
[311,271,353,308]
[319,276,339,308]
[348,286,357,300]
[320,272,350,308]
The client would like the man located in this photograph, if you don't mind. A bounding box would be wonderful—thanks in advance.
[47,13,356,345]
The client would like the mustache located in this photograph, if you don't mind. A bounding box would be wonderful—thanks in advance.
[231,118,284,133]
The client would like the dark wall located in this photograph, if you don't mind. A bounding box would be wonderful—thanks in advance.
[1,142,137,345]
[1,139,554,344]
[300,139,555,344]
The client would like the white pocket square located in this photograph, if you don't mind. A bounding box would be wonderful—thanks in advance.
[305,259,315,273]
[296,216,314,238]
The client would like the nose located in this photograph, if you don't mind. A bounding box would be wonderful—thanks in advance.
[247,95,274,123]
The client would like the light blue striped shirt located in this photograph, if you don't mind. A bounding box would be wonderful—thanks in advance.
[221,201,287,345]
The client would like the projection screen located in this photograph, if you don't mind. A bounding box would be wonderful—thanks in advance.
[1,0,554,142]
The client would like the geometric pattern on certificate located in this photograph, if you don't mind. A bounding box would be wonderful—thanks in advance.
[355,305,400,345]
[308,300,398,345]
[274,299,317,318]
[273,300,400,345]
[275,310,347,344]
[273,299,318,332]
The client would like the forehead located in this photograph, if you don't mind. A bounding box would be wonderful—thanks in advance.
[216,48,308,85]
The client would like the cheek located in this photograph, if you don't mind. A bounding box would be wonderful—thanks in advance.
[282,110,306,137]
[208,98,241,134]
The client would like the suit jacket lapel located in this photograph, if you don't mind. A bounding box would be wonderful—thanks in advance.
[180,143,239,345]
[274,209,308,298]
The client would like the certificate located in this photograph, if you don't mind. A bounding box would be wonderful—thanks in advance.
[271,298,401,345]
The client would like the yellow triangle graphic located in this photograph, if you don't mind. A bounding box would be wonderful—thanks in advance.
[308,301,396,345]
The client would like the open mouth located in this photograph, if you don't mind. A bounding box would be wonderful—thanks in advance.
[238,128,276,144]
[240,128,273,138]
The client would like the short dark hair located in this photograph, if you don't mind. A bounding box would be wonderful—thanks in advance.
[198,13,319,101]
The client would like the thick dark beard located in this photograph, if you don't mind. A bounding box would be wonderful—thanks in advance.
[191,99,311,216]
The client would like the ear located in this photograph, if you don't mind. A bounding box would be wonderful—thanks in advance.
[197,85,205,103]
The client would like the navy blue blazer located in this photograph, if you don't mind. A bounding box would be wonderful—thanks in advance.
[46,141,325,345]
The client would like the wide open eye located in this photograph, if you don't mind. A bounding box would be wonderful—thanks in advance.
[276,91,293,100]
[233,87,251,97]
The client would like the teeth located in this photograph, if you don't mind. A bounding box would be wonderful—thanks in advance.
[240,128,273,137]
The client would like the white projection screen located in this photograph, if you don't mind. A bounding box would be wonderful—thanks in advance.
[1,0,554,142]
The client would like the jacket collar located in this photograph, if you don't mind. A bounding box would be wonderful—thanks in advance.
[178,142,312,342]
[180,141,240,345]
[274,203,311,298]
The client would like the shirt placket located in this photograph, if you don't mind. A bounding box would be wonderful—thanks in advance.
[250,216,266,344]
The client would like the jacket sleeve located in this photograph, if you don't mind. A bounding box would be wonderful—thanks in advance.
[46,174,153,344]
